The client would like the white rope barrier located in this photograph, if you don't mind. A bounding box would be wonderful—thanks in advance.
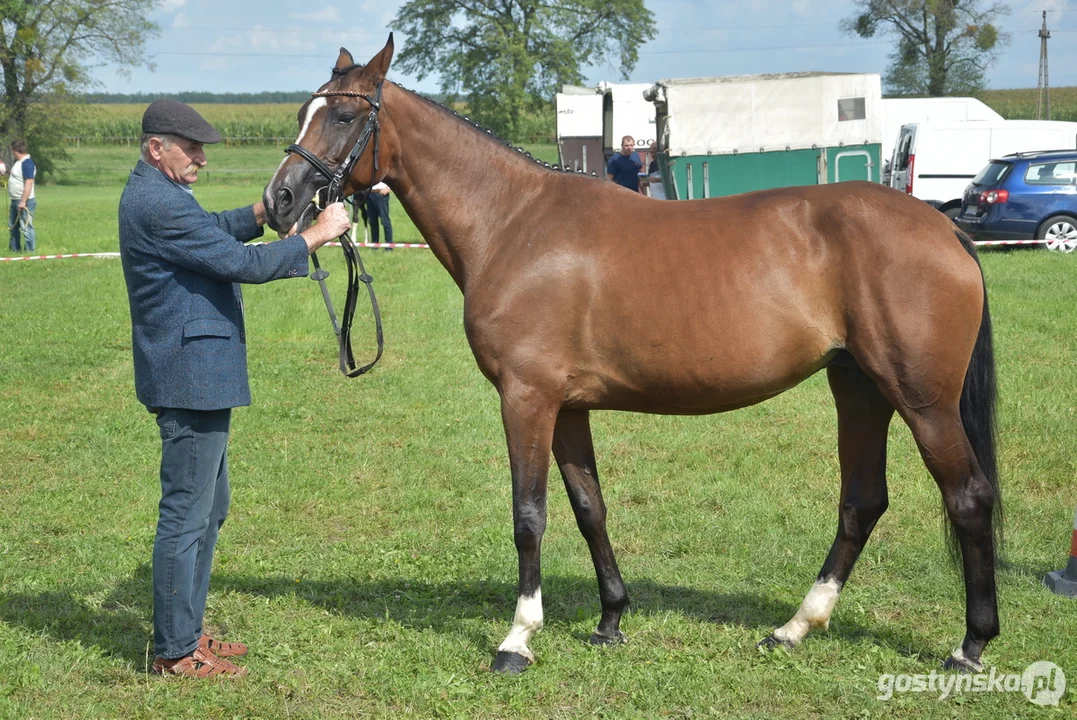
[0,239,1054,263]
[0,252,122,262]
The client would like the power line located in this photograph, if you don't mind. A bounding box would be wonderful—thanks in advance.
[166,24,391,36]
[173,21,841,34]
[152,40,892,60]
[167,20,1077,35]
[641,41,888,55]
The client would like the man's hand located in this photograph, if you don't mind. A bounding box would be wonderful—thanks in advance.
[252,201,266,225]
[301,202,352,253]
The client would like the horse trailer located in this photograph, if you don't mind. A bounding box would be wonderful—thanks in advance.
[645,73,884,200]
[555,86,604,174]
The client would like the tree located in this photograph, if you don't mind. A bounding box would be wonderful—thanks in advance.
[842,0,1010,96]
[0,0,157,174]
[391,0,657,141]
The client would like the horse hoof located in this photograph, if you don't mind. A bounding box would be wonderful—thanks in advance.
[756,633,794,651]
[588,630,626,646]
[942,654,983,674]
[491,651,532,674]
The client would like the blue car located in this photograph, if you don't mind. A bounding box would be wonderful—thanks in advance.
[955,150,1077,252]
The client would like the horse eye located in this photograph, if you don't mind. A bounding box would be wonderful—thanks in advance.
[339,114,355,125]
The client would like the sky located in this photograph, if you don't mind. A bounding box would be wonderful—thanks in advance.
[91,0,1077,96]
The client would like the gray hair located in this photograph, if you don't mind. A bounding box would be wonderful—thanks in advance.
[140,133,177,157]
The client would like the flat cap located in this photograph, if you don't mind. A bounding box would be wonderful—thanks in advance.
[141,99,223,144]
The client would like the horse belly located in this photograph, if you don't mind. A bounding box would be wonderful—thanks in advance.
[565,319,842,414]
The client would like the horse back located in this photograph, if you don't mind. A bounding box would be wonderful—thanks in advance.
[465,179,984,413]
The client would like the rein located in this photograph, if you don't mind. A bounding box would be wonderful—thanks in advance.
[8,206,31,231]
[285,82,384,377]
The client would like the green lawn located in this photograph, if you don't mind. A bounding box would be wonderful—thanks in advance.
[1,170,1075,718]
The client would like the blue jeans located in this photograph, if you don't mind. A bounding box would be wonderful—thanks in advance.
[365,193,393,245]
[152,408,232,659]
[8,197,35,252]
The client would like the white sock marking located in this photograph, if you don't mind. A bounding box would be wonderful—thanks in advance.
[772,578,842,646]
[498,589,543,661]
[949,646,983,671]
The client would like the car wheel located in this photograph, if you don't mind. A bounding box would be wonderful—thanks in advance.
[943,207,961,220]
[1037,214,1077,253]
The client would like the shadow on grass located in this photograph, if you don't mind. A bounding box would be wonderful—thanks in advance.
[0,564,934,667]
[0,563,154,669]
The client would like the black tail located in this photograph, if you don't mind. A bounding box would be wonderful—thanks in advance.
[950,230,1003,566]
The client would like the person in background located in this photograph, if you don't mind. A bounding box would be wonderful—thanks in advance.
[645,158,666,200]
[606,135,644,193]
[365,181,394,249]
[7,140,36,252]
[118,99,351,679]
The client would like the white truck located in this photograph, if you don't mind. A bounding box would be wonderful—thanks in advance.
[888,119,1077,217]
[879,97,1001,184]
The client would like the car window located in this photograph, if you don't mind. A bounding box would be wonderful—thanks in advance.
[972,162,1012,186]
[1025,161,1077,185]
[894,134,912,170]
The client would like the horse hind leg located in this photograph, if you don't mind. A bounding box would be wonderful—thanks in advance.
[760,359,894,649]
[552,409,629,646]
[904,404,999,672]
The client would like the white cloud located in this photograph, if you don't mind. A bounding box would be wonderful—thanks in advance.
[1022,0,1066,15]
[171,12,188,29]
[198,56,229,74]
[358,0,402,27]
[158,0,188,11]
[289,6,341,24]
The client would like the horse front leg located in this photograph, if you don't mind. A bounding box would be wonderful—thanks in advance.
[552,409,628,645]
[491,381,560,674]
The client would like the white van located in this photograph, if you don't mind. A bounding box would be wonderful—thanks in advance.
[879,97,1001,177]
[889,120,1077,217]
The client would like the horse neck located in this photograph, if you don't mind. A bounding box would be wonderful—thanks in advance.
[380,84,547,291]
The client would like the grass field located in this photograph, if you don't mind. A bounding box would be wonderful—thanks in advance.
[1,166,1076,717]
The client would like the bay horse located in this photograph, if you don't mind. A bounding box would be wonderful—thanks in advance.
[263,36,1002,675]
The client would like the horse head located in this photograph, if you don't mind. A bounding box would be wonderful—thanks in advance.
[263,34,395,235]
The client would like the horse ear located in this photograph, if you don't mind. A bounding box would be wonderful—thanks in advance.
[365,33,394,81]
[335,47,355,72]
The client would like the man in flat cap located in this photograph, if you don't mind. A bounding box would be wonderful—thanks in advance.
[119,99,351,678]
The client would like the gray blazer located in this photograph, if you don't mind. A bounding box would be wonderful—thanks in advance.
[119,160,309,410]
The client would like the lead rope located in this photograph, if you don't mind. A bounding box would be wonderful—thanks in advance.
[295,82,385,376]
[308,204,384,377]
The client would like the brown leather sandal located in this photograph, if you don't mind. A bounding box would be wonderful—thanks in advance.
[151,647,248,678]
[199,634,248,658]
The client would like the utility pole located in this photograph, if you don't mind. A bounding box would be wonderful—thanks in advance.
[1037,11,1051,120]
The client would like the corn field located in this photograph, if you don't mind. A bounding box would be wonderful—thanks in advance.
[68,103,299,144]
[977,86,1077,123]
[65,87,1077,146]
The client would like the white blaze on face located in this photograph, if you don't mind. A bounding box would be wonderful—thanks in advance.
[296,97,327,147]
[498,589,543,661]
[772,578,842,646]
[268,97,328,194]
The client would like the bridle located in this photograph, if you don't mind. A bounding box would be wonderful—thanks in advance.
[284,80,384,377]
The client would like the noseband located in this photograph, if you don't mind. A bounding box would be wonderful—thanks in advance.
[283,80,385,378]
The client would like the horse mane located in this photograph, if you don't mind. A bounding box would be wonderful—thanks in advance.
[328,62,600,177]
